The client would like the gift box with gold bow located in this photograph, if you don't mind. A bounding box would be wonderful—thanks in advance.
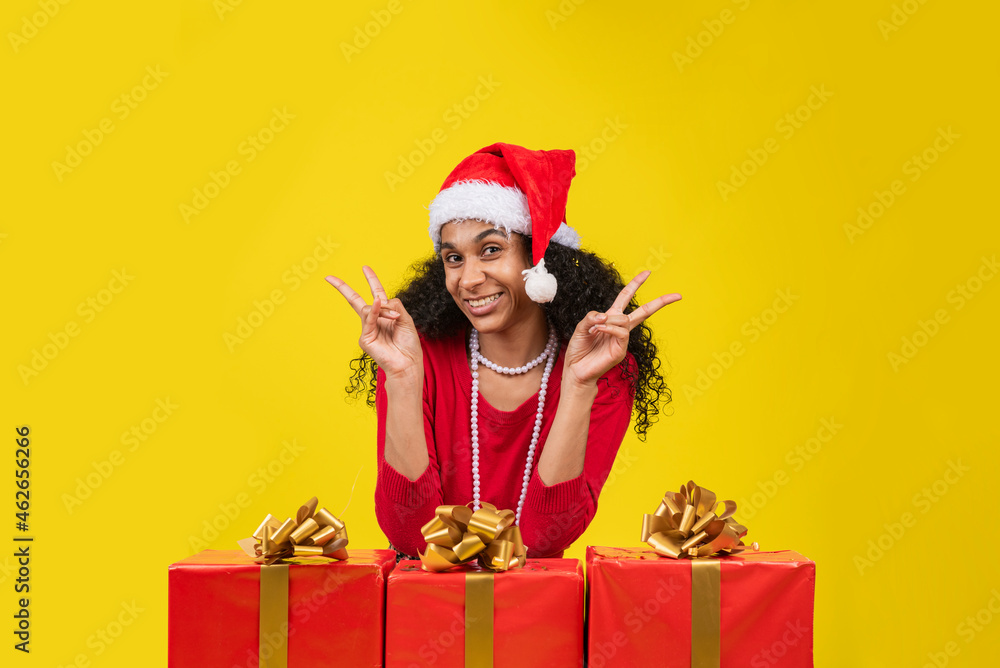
[385,502,585,667]
[168,498,395,668]
[386,559,584,668]
[169,549,396,667]
[586,482,815,668]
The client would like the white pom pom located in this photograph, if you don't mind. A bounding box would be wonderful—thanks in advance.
[521,259,558,303]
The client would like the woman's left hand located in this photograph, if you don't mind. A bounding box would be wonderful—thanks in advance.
[562,271,681,387]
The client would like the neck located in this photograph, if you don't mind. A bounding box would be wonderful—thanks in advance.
[473,308,549,367]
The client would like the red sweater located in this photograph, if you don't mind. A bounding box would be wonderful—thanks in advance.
[374,330,635,558]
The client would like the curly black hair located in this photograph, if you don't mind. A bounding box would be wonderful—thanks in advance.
[346,235,672,440]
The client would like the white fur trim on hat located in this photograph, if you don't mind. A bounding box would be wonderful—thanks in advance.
[550,222,581,249]
[429,180,529,250]
[428,180,581,251]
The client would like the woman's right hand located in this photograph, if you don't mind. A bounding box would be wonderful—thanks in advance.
[326,266,422,380]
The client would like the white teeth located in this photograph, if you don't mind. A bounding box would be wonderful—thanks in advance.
[468,294,500,307]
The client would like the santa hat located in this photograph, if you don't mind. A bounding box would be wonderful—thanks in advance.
[428,142,580,303]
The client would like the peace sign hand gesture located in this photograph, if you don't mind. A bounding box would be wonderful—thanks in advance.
[326,266,423,380]
[563,271,681,388]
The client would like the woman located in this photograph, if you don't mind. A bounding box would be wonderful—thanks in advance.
[327,142,681,559]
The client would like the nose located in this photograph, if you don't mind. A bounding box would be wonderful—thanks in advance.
[459,258,486,292]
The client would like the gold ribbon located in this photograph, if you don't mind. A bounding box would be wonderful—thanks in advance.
[640,481,749,559]
[237,496,349,566]
[690,560,720,668]
[236,497,348,668]
[418,502,526,573]
[258,564,289,668]
[465,571,494,668]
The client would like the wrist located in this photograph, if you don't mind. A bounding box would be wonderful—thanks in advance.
[561,370,599,398]
[384,365,423,392]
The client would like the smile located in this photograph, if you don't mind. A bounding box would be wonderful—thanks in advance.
[466,293,501,307]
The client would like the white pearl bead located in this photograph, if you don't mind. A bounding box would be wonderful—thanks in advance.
[468,323,556,527]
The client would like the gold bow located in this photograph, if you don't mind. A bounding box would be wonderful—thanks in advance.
[641,481,749,559]
[237,496,349,565]
[419,502,526,572]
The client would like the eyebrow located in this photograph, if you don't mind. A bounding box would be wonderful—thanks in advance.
[439,227,508,251]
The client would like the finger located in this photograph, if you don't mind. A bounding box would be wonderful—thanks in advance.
[627,293,682,327]
[362,265,388,302]
[576,311,607,333]
[361,296,381,340]
[376,305,401,319]
[609,271,651,313]
[326,275,369,316]
[383,297,411,321]
[588,323,630,339]
[600,313,631,329]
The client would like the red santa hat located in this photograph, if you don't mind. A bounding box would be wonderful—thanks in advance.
[428,142,580,303]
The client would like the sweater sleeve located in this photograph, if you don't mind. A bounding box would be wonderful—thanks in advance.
[373,364,444,557]
[517,354,636,557]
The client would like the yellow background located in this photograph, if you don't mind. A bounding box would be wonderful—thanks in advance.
[3,1,998,666]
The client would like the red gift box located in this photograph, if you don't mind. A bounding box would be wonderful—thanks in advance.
[587,546,815,668]
[386,559,584,667]
[169,549,395,668]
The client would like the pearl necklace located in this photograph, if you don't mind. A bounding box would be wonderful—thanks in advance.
[469,324,558,525]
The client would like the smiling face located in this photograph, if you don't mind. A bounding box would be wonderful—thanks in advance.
[439,219,542,334]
